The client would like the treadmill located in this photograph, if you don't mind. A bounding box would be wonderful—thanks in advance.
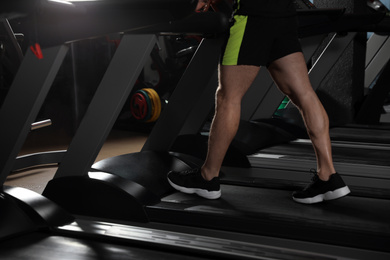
[0,1,268,259]
[237,1,390,200]
[1,0,389,259]
[167,0,390,200]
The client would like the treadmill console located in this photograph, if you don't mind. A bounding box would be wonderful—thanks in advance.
[294,0,316,10]
[367,0,389,12]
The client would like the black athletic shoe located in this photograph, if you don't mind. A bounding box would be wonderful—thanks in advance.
[292,172,350,204]
[167,168,221,199]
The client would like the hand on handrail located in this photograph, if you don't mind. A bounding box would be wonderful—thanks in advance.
[196,0,222,12]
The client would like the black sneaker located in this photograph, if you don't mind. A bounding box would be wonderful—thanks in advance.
[292,172,350,204]
[167,168,221,199]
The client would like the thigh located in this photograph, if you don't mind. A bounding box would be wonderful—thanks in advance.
[219,65,260,102]
[267,52,313,100]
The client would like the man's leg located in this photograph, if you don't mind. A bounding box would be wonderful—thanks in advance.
[268,52,350,203]
[202,65,260,180]
[267,52,334,180]
[167,64,260,199]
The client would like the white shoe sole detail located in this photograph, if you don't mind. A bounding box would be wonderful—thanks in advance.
[168,179,221,200]
[293,186,351,204]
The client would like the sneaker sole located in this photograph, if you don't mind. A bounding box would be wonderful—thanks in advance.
[168,179,221,200]
[293,186,351,204]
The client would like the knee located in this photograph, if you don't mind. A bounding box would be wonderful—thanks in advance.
[215,87,227,106]
[288,90,317,111]
[215,86,241,108]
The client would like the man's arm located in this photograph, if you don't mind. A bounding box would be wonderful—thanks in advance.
[196,0,222,12]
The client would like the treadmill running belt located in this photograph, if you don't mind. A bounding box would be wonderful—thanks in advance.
[259,143,390,167]
[330,127,390,144]
[147,185,390,252]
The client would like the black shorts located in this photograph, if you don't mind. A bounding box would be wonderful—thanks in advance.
[221,15,302,67]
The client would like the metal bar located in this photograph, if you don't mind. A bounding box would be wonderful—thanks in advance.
[366,34,388,67]
[0,45,69,185]
[31,119,52,131]
[142,36,225,152]
[365,35,390,88]
[54,34,157,179]
[13,150,66,172]
[179,69,218,136]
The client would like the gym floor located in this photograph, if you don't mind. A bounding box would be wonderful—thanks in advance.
[4,128,148,194]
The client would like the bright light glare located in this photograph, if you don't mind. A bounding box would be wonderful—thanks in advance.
[48,0,73,5]
[48,0,102,5]
[68,0,104,2]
